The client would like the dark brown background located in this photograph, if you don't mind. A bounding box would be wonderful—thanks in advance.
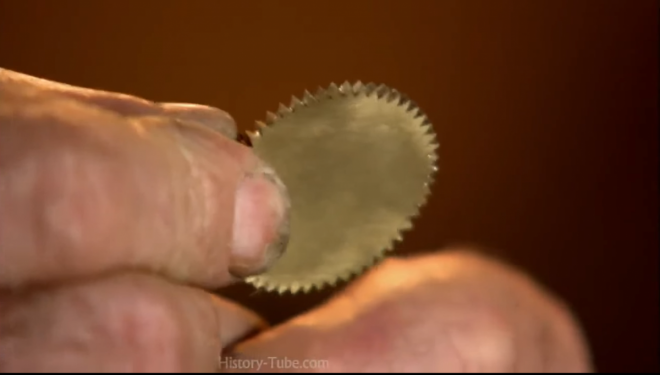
[0,0,657,372]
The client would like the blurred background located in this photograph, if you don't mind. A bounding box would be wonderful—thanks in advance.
[0,0,657,372]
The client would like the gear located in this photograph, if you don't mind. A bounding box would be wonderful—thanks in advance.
[242,82,438,294]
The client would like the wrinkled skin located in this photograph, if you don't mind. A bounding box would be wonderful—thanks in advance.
[0,69,592,372]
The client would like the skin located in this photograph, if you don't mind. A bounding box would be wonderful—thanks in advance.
[0,68,593,372]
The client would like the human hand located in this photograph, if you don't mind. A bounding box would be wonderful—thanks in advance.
[227,251,593,372]
[0,68,289,372]
[0,69,592,373]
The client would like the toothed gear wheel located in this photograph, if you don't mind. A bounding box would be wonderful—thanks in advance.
[243,82,438,294]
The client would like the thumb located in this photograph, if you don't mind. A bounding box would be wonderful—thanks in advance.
[0,72,289,289]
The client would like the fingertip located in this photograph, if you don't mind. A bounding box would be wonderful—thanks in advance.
[163,120,289,284]
[229,164,290,279]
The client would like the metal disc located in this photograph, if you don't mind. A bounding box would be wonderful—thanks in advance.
[245,82,438,294]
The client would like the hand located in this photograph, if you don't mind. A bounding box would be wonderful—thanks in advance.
[229,251,593,372]
[0,68,290,371]
[0,69,592,373]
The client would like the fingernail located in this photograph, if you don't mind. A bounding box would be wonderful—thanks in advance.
[230,164,290,278]
[160,103,238,139]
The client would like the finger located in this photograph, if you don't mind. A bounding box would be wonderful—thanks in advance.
[0,273,266,372]
[214,297,268,348]
[160,103,237,139]
[0,68,237,138]
[228,251,592,372]
[0,86,290,288]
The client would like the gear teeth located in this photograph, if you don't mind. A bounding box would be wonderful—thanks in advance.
[278,284,292,295]
[427,140,440,153]
[421,183,432,196]
[404,100,420,114]
[326,82,341,97]
[264,282,277,293]
[290,95,303,110]
[314,86,326,99]
[245,130,260,145]
[339,81,352,94]
[374,84,389,98]
[265,111,278,125]
[301,284,314,293]
[302,90,316,105]
[295,283,307,294]
[421,133,436,145]
[250,239,401,293]
[352,81,364,94]
[337,271,352,283]
[400,219,414,231]
[422,117,433,127]
[363,82,378,96]
[277,103,291,116]
[410,108,423,118]
[385,90,400,103]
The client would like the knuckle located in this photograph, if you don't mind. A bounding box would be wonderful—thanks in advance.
[363,257,519,371]
[0,276,189,372]
[43,142,127,245]
[105,279,185,361]
[75,276,189,371]
[448,306,517,372]
[15,131,134,269]
[2,109,140,258]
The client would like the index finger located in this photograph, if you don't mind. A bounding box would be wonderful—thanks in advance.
[0,70,290,289]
